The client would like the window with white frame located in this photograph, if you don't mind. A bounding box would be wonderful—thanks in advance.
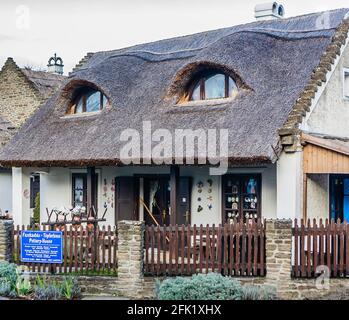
[343,68,349,99]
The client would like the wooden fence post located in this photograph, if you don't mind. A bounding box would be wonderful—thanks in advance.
[117,220,145,298]
[0,219,14,263]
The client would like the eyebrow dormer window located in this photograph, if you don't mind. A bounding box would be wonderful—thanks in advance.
[189,71,238,101]
[72,89,108,114]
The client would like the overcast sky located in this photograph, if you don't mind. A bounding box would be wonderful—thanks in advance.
[1,0,349,74]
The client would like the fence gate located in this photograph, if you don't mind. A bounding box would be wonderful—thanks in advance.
[12,224,118,275]
[292,218,349,278]
[144,220,266,277]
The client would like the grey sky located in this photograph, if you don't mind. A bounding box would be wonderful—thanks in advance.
[0,0,348,74]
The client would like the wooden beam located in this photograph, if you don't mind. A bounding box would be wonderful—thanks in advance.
[87,167,96,210]
[303,173,308,221]
[170,165,179,225]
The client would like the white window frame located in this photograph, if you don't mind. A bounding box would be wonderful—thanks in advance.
[343,68,349,100]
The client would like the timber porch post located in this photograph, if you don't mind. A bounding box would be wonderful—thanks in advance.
[87,166,96,211]
[170,165,179,225]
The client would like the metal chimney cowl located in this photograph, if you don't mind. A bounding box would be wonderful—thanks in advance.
[255,2,285,21]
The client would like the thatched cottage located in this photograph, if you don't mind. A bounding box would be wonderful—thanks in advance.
[0,56,65,216]
[1,5,349,226]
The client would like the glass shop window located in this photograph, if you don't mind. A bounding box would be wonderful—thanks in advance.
[222,174,261,223]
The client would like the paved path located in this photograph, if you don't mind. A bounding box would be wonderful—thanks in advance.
[82,295,129,300]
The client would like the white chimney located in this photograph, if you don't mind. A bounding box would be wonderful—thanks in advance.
[255,2,285,21]
[47,53,64,75]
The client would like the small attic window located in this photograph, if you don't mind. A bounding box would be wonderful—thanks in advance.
[186,71,238,102]
[343,68,349,100]
[69,88,108,114]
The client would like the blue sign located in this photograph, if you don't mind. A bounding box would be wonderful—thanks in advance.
[21,230,63,264]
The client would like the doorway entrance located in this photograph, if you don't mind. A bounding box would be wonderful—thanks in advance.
[144,177,171,226]
[330,174,349,222]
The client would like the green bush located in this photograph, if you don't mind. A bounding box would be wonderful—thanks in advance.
[33,192,40,224]
[156,273,278,301]
[0,281,16,298]
[157,273,243,300]
[241,285,277,300]
[0,262,18,290]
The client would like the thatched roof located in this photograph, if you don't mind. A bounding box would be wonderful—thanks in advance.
[21,68,65,100]
[1,8,349,167]
[0,116,16,152]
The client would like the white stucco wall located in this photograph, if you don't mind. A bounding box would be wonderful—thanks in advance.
[306,174,329,220]
[12,167,31,226]
[276,151,303,219]
[38,164,277,226]
[305,40,349,137]
[0,171,12,213]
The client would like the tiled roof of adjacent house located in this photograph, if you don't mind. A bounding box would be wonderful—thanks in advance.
[1,8,349,166]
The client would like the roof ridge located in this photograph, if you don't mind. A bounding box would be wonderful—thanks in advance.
[89,8,349,58]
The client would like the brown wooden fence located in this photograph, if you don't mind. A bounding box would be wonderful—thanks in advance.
[292,219,349,278]
[12,224,118,275]
[144,220,266,276]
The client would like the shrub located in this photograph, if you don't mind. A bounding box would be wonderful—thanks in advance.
[0,262,18,290]
[33,285,62,300]
[241,285,277,300]
[33,275,81,300]
[157,273,243,300]
[0,281,16,298]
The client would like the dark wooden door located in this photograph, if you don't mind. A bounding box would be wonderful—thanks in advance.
[115,176,137,222]
[177,177,192,225]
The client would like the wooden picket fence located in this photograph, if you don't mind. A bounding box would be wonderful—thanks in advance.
[12,224,118,275]
[292,219,349,278]
[144,220,266,276]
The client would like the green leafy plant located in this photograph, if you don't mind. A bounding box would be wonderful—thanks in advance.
[60,277,81,300]
[16,276,31,296]
[157,273,243,300]
[33,192,40,224]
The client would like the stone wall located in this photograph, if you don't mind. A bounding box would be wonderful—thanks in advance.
[0,58,43,129]
[0,219,14,262]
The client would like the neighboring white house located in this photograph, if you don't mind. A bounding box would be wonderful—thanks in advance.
[1,6,349,227]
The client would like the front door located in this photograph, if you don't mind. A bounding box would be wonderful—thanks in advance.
[144,177,171,226]
[142,176,192,226]
[330,175,349,222]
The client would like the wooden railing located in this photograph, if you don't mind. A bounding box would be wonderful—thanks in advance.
[144,220,266,277]
[292,219,349,278]
[12,225,118,275]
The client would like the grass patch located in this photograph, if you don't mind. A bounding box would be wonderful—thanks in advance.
[56,269,118,277]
